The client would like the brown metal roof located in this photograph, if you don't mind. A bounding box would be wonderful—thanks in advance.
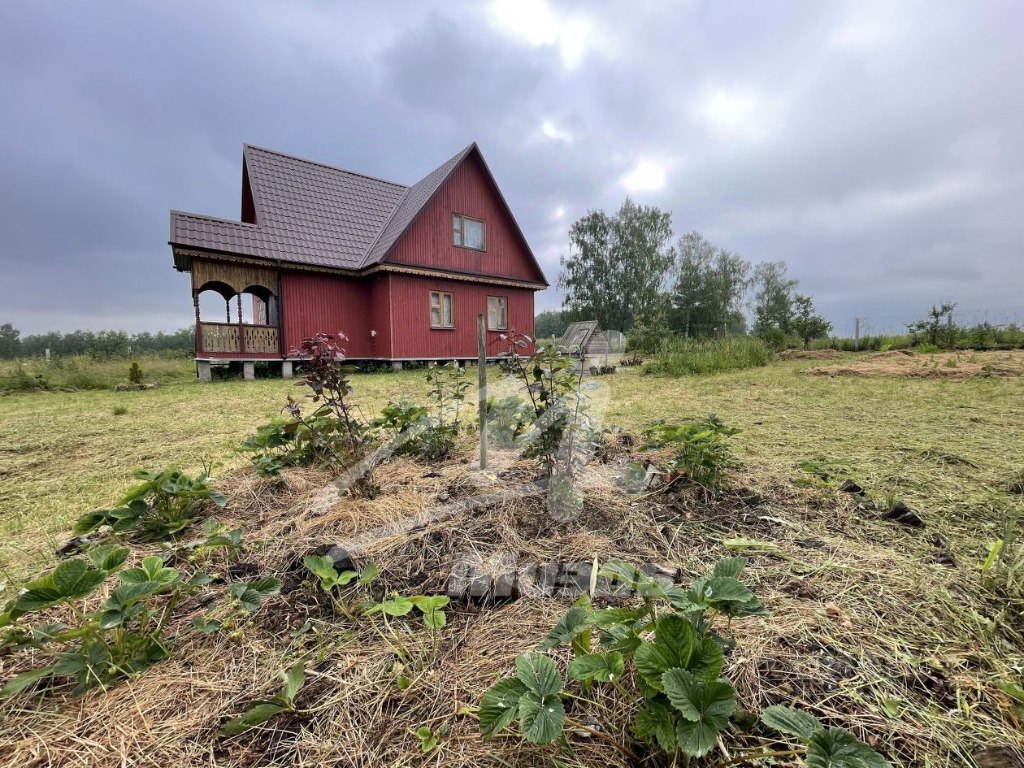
[168,142,545,285]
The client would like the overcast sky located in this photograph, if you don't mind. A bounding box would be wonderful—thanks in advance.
[1,1,1021,337]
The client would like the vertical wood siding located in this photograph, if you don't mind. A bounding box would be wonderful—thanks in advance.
[279,271,374,357]
[388,273,535,359]
[278,270,535,359]
[384,153,546,284]
[369,273,393,359]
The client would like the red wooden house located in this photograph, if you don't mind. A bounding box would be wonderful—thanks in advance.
[168,143,547,379]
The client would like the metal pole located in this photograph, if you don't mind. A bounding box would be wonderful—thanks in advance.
[477,314,488,470]
[854,317,860,352]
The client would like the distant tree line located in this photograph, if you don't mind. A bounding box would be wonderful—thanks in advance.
[0,324,195,359]
[554,199,831,350]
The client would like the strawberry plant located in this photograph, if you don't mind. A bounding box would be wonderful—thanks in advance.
[191,576,281,634]
[761,705,889,767]
[219,662,306,737]
[0,552,212,696]
[637,415,740,491]
[412,723,449,753]
[365,594,450,629]
[303,555,378,592]
[479,557,887,766]
[74,468,227,540]
[371,398,430,451]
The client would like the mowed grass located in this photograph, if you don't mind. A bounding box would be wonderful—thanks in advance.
[0,370,436,578]
[1,357,1022,580]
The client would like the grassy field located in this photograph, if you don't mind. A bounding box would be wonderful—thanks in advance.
[1,352,1023,766]
[2,354,1022,577]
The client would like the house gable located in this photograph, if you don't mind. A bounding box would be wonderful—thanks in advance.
[379,149,547,285]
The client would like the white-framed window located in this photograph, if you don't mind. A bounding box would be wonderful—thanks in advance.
[487,296,508,330]
[430,291,454,328]
[452,213,485,250]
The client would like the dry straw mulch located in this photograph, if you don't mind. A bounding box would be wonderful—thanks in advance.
[806,349,1024,379]
[777,349,843,360]
[1,439,1022,768]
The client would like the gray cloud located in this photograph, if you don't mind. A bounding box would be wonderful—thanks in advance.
[1,0,1021,335]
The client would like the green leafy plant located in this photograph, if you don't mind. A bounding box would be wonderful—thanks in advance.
[192,576,281,634]
[219,662,306,736]
[197,517,244,553]
[478,557,884,764]
[365,594,450,630]
[74,468,227,540]
[0,551,213,696]
[426,362,470,433]
[411,363,471,461]
[486,394,534,447]
[303,555,378,592]
[480,653,566,744]
[237,333,376,487]
[761,705,889,767]
[499,330,586,474]
[640,415,740,491]
[412,723,449,753]
[371,398,429,452]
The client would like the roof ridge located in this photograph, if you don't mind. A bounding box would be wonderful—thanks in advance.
[243,144,409,190]
[360,186,414,266]
[170,210,257,227]
[357,142,478,268]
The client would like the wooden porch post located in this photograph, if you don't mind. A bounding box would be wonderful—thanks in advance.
[193,290,203,356]
[237,293,246,355]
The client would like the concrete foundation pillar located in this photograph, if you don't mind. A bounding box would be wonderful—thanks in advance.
[243,361,255,381]
[391,361,404,372]
[197,360,212,383]
[281,361,294,379]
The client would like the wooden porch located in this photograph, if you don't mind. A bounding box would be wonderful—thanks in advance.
[190,258,284,362]
[197,321,280,357]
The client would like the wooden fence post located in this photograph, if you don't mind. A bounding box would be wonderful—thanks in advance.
[477,314,488,470]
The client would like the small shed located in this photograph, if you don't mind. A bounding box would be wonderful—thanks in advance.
[558,321,624,358]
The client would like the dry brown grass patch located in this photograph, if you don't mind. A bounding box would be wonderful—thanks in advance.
[806,350,1024,379]
[778,349,843,360]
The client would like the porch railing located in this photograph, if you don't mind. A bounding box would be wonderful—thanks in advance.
[198,322,279,355]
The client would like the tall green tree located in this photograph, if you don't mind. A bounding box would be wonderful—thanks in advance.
[558,198,673,332]
[667,232,750,337]
[0,323,21,359]
[790,294,832,349]
[751,261,798,339]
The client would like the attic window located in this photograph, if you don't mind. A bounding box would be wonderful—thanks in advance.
[452,214,485,250]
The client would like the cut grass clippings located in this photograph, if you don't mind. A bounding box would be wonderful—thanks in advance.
[0,356,1022,768]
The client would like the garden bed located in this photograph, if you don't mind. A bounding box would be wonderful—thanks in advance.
[1,436,1022,767]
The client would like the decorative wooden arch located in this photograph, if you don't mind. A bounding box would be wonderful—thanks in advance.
[191,258,278,297]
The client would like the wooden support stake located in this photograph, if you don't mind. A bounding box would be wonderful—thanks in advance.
[477,313,488,470]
